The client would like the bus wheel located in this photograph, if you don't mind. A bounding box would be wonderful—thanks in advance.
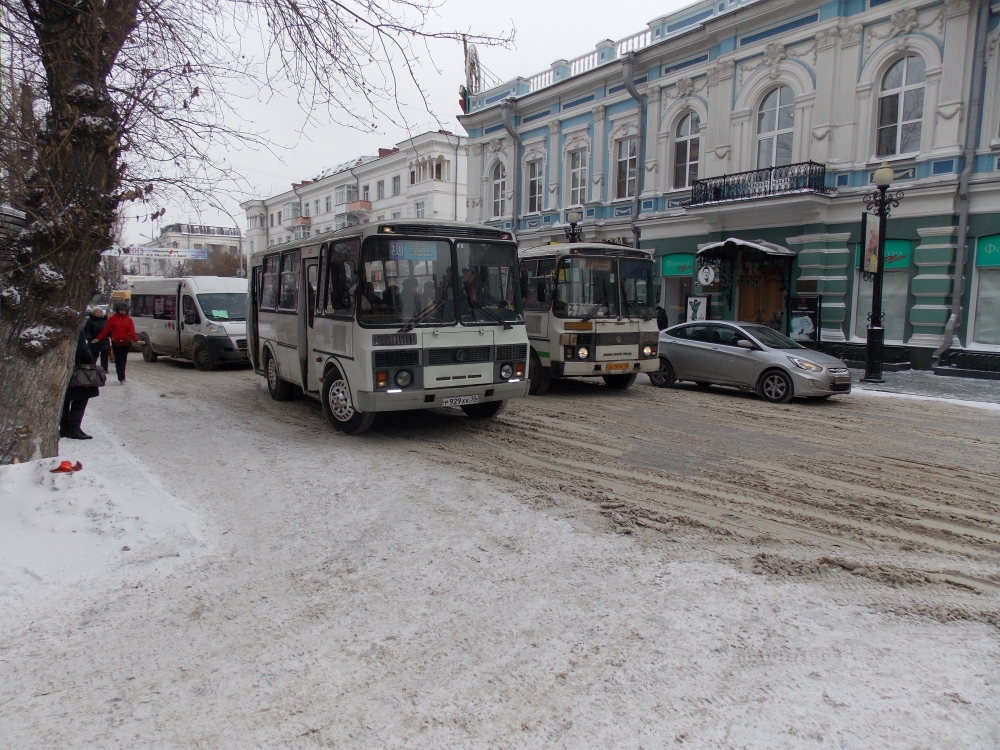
[192,342,216,372]
[461,400,506,419]
[602,373,637,390]
[141,337,158,363]
[322,368,375,434]
[648,358,675,388]
[528,349,551,396]
[265,350,295,401]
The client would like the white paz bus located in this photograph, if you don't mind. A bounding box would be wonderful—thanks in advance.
[130,276,249,369]
[519,243,659,394]
[249,220,530,434]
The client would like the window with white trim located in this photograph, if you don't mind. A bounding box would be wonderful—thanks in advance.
[415,201,425,218]
[377,180,385,200]
[673,112,700,188]
[877,55,925,158]
[492,162,507,217]
[757,86,794,169]
[527,160,543,213]
[392,176,400,195]
[569,150,588,206]
[615,137,637,199]
[324,196,331,213]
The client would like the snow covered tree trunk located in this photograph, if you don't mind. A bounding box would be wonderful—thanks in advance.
[0,0,136,463]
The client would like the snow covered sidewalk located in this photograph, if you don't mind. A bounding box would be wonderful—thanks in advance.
[0,419,204,607]
[1,363,998,748]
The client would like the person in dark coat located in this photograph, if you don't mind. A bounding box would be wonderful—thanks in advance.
[62,329,100,440]
[84,307,111,373]
[655,306,668,331]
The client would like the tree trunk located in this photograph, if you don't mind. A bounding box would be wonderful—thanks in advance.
[0,0,136,464]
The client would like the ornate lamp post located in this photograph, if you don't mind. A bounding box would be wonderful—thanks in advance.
[862,162,904,383]
[564,209,583,243]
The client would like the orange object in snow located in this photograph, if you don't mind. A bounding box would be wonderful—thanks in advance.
[50,460,83,473]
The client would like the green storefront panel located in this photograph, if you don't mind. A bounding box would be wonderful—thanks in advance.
[855,239,912,269]
[977,235,1000,267]
[661,253,695,276]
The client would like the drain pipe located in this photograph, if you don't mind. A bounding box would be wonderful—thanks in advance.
[501,101,520,232]
[934,0,989,365]
[622,52,645,250]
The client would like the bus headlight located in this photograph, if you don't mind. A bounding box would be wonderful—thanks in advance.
[206,322,226,334]
[577,346,589,360]
[376,371,388,388]
[500,363,514,379]
[395,369,412,388]
[642,345,654,358]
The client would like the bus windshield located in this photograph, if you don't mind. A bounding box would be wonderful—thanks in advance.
[358,238,456,327]
[455,241,522,325]
[197,293,247,321]
[619,258,656,319]
[554,256,618,318]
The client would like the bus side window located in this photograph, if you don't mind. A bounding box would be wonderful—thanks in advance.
[324,239,360,315]
[520,260,537,308]
[260,255,279,310]
[182,295,200,325]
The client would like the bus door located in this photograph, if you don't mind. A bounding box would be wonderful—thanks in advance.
[180,293,200,356]
[301,259,319,392]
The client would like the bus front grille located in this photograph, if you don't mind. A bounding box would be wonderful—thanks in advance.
[494,344,527,361]
[373,349,421,368]
[427,346,491,366]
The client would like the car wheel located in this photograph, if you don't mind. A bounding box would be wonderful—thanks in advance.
[758,369,794,404]
[321,367,375,434]
[648,358,675,388]
[192,342,215,371]
[603,373,637,390]
[528,348,551,396]
[141,337,158,363]
[265,350,295,401]
[461,400,506,419]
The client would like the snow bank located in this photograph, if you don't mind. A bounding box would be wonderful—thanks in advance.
[0,419,204,605]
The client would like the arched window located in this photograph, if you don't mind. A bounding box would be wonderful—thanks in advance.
[756,86,794,169]
[673,112,701,188]
[877,55,925,157]
[492,162,506,218]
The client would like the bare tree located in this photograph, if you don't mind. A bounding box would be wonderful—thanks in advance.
[0,0,510,463]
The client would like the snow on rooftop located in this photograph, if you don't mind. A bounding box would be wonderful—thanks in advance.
[314,154,381,181]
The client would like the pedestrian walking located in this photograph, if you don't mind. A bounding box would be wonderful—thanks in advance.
[93,302,139,383]
[84,307,111,373]
[656,305,668,331]
[62,329,104,440]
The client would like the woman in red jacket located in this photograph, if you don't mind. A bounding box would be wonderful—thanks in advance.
[93,302,139,383]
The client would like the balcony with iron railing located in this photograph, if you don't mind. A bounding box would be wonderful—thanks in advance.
[688,162,832,207]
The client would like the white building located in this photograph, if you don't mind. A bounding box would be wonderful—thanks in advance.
[241,130,467,255]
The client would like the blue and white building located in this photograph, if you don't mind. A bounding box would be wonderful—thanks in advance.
[460,0,1000,373]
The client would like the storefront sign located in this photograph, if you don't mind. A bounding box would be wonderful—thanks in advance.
[855,239,911,270]
[788,295,821,343]
[685,295,710,322]
[661,253,695,277]
[976,235,1000,267]
[102,245,209,260]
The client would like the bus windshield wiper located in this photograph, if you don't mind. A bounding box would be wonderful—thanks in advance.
[622,297,651,322]
[468,301,513,330]
[398,299,444,332]
[581,294,609,321]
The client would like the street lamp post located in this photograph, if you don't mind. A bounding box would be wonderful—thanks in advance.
[862,162,904,383]
[564,209,583,243]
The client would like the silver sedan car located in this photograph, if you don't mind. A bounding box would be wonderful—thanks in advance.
[649,321,852,403]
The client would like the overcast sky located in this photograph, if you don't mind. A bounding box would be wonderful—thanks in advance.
[124,0,692,244]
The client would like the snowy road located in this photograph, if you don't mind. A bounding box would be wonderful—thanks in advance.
[2,360,999,748]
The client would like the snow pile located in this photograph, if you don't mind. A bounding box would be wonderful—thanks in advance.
[0,422,204,605]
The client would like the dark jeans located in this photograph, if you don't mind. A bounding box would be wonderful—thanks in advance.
[61,398,89,434]
[89,344,109,373]
[112,345,130,382]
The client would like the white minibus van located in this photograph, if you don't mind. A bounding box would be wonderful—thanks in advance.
[130,276,249,370]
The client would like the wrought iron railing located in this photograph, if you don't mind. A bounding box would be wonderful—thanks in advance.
[688,161,831,206]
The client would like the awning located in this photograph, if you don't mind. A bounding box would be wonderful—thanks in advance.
[696,238,796,260]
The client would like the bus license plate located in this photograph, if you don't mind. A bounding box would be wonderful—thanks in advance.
[442,395,479,407]
[605,363,630,372]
